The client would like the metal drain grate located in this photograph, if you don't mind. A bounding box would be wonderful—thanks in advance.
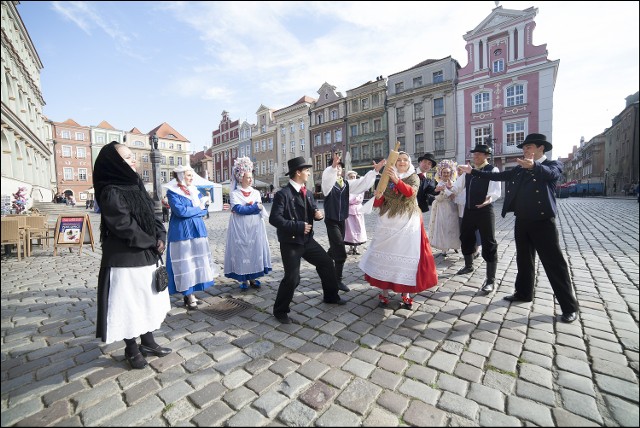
[203,297,253,320]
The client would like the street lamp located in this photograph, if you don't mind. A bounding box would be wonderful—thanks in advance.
[150,135,162,220]
[604,168,609,197]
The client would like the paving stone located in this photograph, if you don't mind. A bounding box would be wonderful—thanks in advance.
[336,378,382,415]
[467,382,506,411]
[604,393,640,427]
[314,404,361,427]
[559,388,603,425]
[506,395,554,426]
[298,381,336,411]
[403,400,447,426]
[277,400,317,427]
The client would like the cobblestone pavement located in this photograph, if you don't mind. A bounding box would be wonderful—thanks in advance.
[1,198,638,427]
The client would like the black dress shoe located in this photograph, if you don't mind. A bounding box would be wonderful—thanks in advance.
[561,312,577,323]
[274,314,292,324]
[324,298,347,305]
[125,351,148,370]
[481,279,495,293]
[457,265,474,275]
[503,294,532,303]
[139,344,172,357]
[338,282,350,292]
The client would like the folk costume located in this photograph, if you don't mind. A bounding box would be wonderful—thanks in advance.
[224,157,272,288]
[94,142,170,348]
[164,166,216,301]
[344,191,367,253]
[359,158,438,298]
[427,160,461,254]
[416,153,439,213]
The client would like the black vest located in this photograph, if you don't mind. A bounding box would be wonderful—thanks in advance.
[465,164,494,210]
[324,181,349,221]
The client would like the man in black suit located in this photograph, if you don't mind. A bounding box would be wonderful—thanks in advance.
[321,153,384,292]
[416,153,438,213]
[269,156,346,324]
[459,133,578,323]
[451,144,501,293]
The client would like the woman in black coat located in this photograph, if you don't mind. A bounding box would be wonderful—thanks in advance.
[94,141,172,369]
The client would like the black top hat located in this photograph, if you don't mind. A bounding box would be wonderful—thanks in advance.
[517,133,553,152]
[285,156,313,176]
[417,152,437,168]
[470,144,492,154]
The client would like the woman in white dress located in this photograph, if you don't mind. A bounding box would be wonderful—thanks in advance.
[359,152,438,309]
[224,157,272,290]
[344,171,367,255]
[428,160,461,257]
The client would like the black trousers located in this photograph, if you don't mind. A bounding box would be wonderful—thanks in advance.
[273,238,340,317]
[325,218,347,279]
[513,217,578,313]
[460,206,497,262]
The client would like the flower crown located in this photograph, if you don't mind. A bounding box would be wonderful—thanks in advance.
[232,157,254,182]
[434,159,458,182]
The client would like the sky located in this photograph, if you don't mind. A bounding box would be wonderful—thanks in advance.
[18,1,639,160]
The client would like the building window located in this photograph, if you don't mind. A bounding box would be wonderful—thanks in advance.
[324,132,331,145]
[362,144,370,159]
[161,171,167,183]
[433,97,444,116]
[351,100,358,113]
[361,122,369,134]
[63,167,73,180]
[262,140,266,151]
[255,142,259,152]
[350,125,358,137]
[434,130,445,152]
[269,159,274,173]
[335,129,342,142]
[433,70,443,83]
[506,84,525,107]
[374,119,381,132]
[317,114,323,125]
[315,134,321,146]
[397,124,405,135]
[434,117,445,128]
[415,121,423,131]
[142,170,149,181]
[61,130,70,139]
[169,156,175,165]
[325,153,332,168]
[473,92,491,113]
[290,124,295,134]
[281,126,286,135]
[161,156,167,165]
[330,109,338,120]
[415,134,424,154]
[75,132,84,141]
[300,138,305,152]
[300,121,304,130]
[493,59,504,73]
[142,154,149,162]
[396,106,405,123]
[290,141,295,153]
[506,121,526,146]
[177,157,183,166]
[350,145,361,161]
[62,145,72,157]
[134,140,144,147]
[76,147,86,158]
[413,76,422,87]
[268,138,273,150]
[397,137,405,151]
[315,155,322,170]
[96,134,105,144]
[361,98,369,110]
[473,125,493,146]
[240,147,245,158]
[414,102,424,120]
[395,82,404,93]
[372,93,380,106]
[374,142,383,158]
[78,168,87,181]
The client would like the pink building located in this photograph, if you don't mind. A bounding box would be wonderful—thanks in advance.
[456,5,559,170]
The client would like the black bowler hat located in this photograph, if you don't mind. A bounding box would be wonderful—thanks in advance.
[418,152,437,168]
[285,156,313,176]
[470,144,492,154]
[517,133,553,152]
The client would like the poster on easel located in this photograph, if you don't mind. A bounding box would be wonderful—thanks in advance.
[53,214,95,255]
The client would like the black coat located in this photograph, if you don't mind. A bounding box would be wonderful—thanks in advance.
[471,159,562,220]
[269,183,321,245]
[417,175,438,212]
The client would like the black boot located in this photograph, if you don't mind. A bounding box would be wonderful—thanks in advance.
[481,262,497,293]
[335,262,350,292]
[456,254,474,275]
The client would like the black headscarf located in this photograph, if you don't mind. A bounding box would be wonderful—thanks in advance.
[93,141,157,242]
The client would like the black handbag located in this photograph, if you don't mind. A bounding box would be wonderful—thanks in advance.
[154,255,169,293]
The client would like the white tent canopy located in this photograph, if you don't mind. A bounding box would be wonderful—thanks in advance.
[220,178,271,190]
